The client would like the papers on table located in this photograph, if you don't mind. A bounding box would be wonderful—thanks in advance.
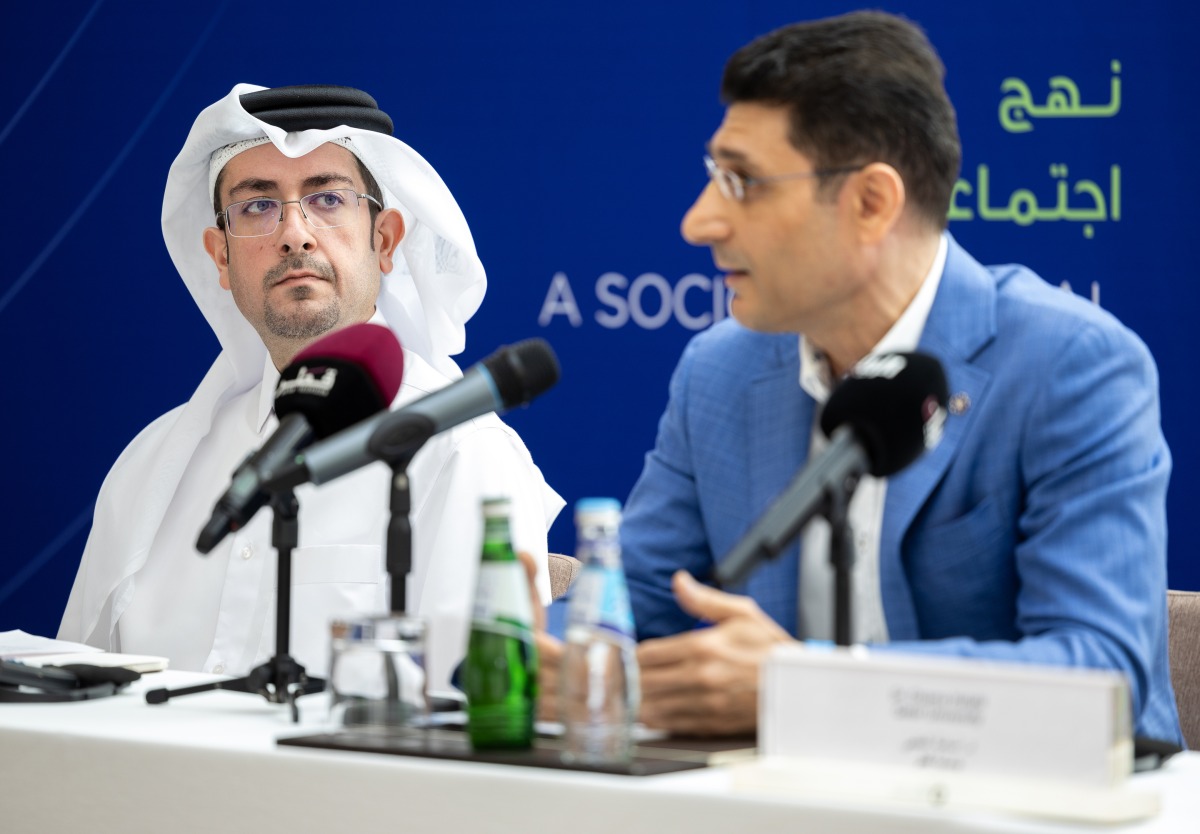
[0,630,168,673]
[0,629,100,657]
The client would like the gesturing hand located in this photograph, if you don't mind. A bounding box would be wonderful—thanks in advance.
[517,551,564,722]
[636,570,791,736]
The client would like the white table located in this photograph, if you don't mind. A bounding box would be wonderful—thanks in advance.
[1,671,1196,833]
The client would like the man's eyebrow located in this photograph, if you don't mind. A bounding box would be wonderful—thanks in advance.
[227,177,278,198]
[302,172,357,190]
[705,143,756,169]
[226,172,357,199]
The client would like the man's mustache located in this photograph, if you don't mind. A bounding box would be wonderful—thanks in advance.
[264,255,336,289]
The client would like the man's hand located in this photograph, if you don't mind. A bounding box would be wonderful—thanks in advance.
[636,570,791,736]
[518,551,564,722]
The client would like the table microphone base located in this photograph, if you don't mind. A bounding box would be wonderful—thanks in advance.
[146,489,320,722]
[145,654,324,723]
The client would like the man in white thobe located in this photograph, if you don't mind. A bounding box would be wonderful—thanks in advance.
[59,84,562,692]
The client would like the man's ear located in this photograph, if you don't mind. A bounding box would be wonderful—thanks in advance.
[202,226,232,290]
[846,162,905,244]
[375,208,405,275]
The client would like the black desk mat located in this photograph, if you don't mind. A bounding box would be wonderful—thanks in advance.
[278,726,755,777]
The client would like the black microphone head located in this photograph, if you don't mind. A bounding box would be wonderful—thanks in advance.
[276,323,405,438]
[482,338,561,408]
[819,352,948,477]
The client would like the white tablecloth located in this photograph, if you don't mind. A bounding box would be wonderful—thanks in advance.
[0,670,1195,833]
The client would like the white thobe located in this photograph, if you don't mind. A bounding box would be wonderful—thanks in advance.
[91,347,558,693]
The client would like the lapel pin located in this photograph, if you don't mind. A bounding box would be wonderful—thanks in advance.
[948,392,971,415]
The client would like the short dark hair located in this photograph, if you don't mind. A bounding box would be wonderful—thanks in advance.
[213,146,385,244]
[721,11,960,228]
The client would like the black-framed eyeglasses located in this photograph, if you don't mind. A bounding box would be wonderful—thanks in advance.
[218,189,383,238]
[703,154,865,202]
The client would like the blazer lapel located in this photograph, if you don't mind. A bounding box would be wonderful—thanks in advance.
[879,236,997,640]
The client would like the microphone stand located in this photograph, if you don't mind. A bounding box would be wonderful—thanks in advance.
[825,478,858,647]
[367,413,437,614]
[713,467,864,646]
[146,488,324,722]
[372,420,470,716]
[385,453,419,614]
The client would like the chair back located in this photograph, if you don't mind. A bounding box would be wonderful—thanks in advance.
[1168,589,1200,749]
[548,553,582,601]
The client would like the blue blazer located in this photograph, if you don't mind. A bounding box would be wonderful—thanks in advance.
[623,235,1182,743]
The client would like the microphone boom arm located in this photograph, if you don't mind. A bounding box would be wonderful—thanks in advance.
[714,427,866,589]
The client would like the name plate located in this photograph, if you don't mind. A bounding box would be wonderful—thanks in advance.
[760,645,1132,788]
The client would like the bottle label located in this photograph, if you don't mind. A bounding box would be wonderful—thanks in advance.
[568,564,635,639]
[471,563,534,634]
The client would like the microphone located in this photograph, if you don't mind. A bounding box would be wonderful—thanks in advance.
[195,323,405,554]
[715,352,948,588]
[265,338,560,490]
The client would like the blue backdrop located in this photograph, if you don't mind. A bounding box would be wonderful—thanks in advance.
[3,0,1197,639]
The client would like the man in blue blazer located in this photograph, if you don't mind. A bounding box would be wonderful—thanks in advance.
[622,11,1182,744]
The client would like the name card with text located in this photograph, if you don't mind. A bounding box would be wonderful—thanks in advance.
[759,645,1132,788]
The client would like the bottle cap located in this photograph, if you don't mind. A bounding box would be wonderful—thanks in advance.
[482,496,511,518]
[575,497,621,521]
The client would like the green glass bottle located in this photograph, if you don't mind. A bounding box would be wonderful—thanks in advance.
[464,497,539,749]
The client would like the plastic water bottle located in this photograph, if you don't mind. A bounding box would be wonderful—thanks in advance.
[561,497,640,763]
